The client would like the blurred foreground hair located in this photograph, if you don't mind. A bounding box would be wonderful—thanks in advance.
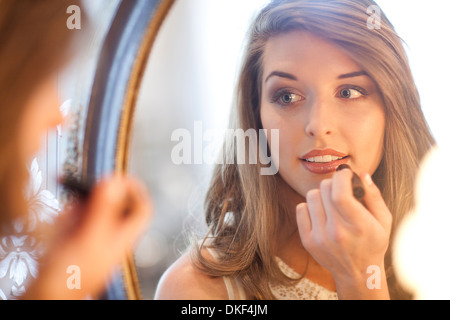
[0,0,82,227]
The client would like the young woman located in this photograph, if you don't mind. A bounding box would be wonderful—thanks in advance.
[155,0,435,300]
[0,1,152,299]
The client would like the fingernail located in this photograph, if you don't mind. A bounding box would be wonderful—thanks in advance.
[364,173,373,186]
[296,203,306,212]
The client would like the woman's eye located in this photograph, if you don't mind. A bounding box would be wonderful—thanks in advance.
[276,92,304,105]
[338,87,366,99]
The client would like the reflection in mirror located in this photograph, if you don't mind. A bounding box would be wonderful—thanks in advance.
[129,0,270,299]
[129,0,450,300]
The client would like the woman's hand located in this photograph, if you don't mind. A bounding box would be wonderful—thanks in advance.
[296,168,392,299]
[23,174,153,300]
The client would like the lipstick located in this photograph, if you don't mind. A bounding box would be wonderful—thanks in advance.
[300,149,349,174]
[60,175,134,217]
[336,164,365,203]
[60,175,94,200]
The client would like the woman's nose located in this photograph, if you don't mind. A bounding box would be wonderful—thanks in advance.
[303,99,335,138]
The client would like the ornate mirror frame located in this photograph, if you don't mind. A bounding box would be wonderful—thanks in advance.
[76,0,175,300]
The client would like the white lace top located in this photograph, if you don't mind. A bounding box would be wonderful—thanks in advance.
[207,247,338,300]
[269,257,338,300]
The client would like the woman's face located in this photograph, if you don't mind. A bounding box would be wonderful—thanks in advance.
[18,75,63,161]
[260,31,385,201]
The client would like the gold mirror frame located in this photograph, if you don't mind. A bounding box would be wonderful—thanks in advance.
[117,0,176,301]
[80,0,175,300]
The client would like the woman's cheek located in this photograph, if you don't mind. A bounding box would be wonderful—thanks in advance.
[18,77,63,160]
[260,105,275,147]
[355,107,386,174]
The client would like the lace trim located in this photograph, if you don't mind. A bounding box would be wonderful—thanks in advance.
[204,241,337,300]
[270,257,338,300]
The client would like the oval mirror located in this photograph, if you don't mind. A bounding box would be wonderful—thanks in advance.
[126,0,271,299]
[82,0,450,300]
[79,0,175,300]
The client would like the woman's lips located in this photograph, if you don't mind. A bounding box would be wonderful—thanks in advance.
[300,156,350,174]
[300,149,350,174]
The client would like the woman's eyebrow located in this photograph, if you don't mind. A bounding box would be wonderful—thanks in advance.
[338,71,368,79]
[265,70,368,83]
[265,71,297,83]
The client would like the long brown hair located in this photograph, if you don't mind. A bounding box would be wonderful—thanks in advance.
[191,0,435,299]
[0,0,80,228]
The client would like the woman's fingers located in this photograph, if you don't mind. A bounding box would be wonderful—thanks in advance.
[78,174,153,254]
[296,202,311,235]
[297,188,328,248]
[306,189,327,231]
[320,178,343,227]
[297,169,392,244]
[330,168,366,224]
[296,170,392,286]
[116,177,153,247]
[85,175,127,221]
[333,169,392,233]
[360,173,392,233]
[321,168,392,233]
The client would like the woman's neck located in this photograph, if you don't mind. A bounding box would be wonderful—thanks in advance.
[275,176,306,249]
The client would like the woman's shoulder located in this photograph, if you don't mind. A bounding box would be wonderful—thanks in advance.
[154,247,229,300]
